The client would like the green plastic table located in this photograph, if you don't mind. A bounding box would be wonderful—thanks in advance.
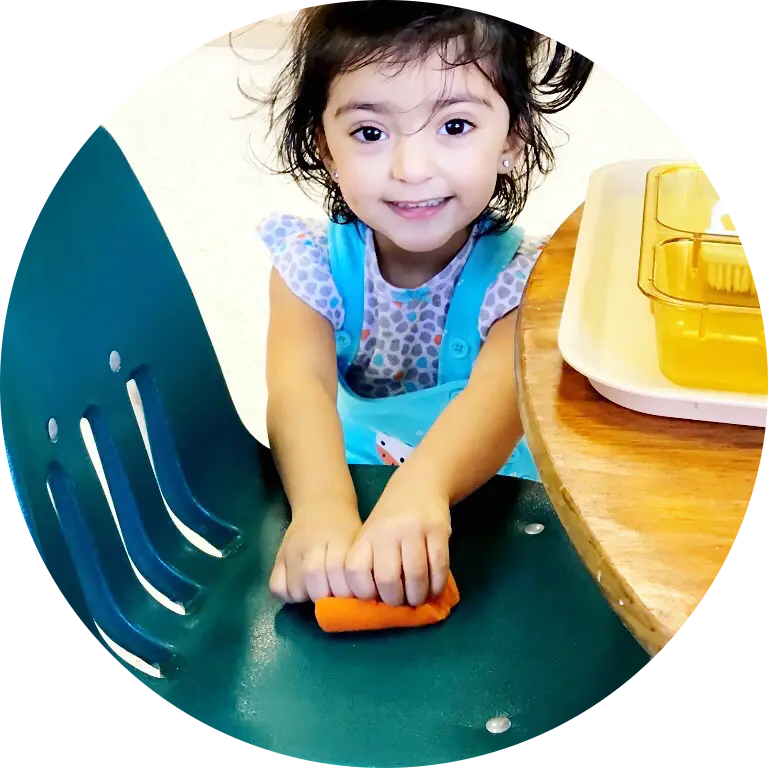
[1,127,649,767]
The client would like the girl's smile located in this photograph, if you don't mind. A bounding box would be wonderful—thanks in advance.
[384,196,453,219]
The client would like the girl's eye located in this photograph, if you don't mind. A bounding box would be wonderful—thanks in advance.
[352,126,388,142]
[440,119,475,136]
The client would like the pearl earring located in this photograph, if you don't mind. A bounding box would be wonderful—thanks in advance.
[332,170,339,180]
[502,159,510,169]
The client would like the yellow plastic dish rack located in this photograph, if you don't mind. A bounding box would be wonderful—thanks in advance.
[637,163,767,394]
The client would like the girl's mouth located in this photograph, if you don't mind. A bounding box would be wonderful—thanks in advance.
[385,197,451,219]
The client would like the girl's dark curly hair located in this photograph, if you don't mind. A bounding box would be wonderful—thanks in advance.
[241,1,593,235]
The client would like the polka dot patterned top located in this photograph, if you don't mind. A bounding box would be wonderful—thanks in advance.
[257,213,547,398]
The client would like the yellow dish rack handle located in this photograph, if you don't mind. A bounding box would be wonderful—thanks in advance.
[702,197,752,295]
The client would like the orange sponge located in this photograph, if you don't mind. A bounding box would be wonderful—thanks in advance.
[315,572,460,633]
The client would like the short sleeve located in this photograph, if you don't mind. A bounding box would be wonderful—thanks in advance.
[256,212,344,330]
[478,234,549,340]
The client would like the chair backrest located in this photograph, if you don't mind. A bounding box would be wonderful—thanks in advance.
[1,127,278,669]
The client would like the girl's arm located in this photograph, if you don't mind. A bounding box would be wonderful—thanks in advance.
[344,310,523,607]
[380,229,550,506]
[266,266,355,509]
[266,268,361,602]
[392,308,523,504]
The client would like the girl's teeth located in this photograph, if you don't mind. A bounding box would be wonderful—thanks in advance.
[394,199,445,209]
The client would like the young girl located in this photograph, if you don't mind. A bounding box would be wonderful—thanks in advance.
[252,2,593,609]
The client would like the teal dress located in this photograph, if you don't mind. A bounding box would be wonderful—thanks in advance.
[327,218,540,481]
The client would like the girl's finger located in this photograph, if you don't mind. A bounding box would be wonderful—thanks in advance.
[303,545,331,602]
[401,535,430,606]
[269,555,290,602]
[285,546,309,603]
[345,539,377,600]
[326,541,354,597]
[426,531,450,597]
[373,538,405,606]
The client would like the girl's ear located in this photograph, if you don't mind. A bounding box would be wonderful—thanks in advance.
[315,129,334,174]
[501,132,524,164]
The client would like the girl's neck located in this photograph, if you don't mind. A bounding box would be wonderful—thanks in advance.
[373,226,472,289]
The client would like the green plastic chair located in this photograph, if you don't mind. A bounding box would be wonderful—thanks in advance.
[1,127,648,767]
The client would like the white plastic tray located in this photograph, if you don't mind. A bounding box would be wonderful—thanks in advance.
[558,159,767,428]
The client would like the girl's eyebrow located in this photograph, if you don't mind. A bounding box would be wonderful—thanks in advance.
[334,93,493,117]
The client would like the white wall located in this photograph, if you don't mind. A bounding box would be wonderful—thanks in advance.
[103,43,693,444]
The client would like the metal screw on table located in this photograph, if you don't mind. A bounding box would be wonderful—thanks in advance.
[523,523,544,535]
[486,716,511,734]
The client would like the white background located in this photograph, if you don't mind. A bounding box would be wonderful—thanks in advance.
[102,15,695,444]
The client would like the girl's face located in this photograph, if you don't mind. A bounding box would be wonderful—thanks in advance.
[321,47,519,257]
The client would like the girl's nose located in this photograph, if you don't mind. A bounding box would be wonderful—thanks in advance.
[390,135,435,185]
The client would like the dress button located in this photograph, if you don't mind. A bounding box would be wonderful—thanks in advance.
[336,331,352,350]
[449,338,469,358]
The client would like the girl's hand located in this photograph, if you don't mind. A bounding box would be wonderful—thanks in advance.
[344,479,451,607]
[270,502,362,603]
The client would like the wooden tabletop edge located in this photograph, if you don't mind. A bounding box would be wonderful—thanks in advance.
[514,211,668,656]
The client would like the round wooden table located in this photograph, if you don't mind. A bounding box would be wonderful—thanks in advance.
[515,206,765,656]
